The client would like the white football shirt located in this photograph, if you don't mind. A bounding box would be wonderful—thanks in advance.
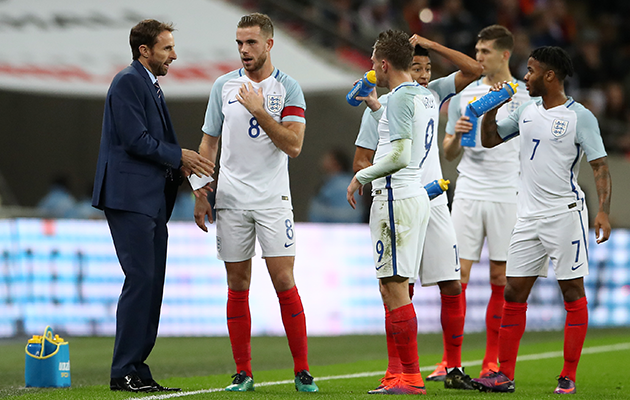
[202,68,306,210]
[446,78,531,203]
[355,73,457,206]
[370,82,440,201]
[496,97,607,219]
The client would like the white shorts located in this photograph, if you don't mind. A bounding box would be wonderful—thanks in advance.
[507,209,590,280]
[215,208,296,262]
[417,204,461,286]
[451,198,517,262]
[369,195,430,280]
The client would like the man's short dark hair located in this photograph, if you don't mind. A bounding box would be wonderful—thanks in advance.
[529,46,574,81]
[238,13,274,38]
[477,25,514,52]
[414,45,429,58]
[130,19,175,60]
[374,30,413,71]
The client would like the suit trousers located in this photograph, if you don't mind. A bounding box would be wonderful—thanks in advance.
[105,198,168,379]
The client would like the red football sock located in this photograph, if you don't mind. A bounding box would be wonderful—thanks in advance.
[561,297,588,382]
[389,303,419,374]
[441,293,464,368]
[498,301,527,381]
[440,282,468,364]
[460,282,468,318]
[277,286,309,374]
[483,283,505,369]
[227,288,252,376]
[384,305,403,374]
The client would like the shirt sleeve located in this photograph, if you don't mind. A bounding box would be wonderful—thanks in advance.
[445,92,462,135]
[355,94,389,150]
[201,75,228,137]
[497,106,523,142]
[496,101,532,141]
[280,74,306,124]
[575,105,607,161]
[428,72,457,106]
[387,90,413,141]
[355,106,379,150]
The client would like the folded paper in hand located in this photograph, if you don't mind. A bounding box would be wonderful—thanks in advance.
[187,174,214,191]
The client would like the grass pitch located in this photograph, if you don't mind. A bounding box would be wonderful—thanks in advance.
[1,328,628,399]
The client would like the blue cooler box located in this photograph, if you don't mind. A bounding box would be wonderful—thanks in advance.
[25,326,71,388]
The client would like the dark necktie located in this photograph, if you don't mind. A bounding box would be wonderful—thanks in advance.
[154,80,162,98]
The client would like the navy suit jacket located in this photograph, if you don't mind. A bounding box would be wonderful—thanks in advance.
[92,60,182,218]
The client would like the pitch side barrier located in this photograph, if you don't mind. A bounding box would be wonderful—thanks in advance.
[0,219,627,338]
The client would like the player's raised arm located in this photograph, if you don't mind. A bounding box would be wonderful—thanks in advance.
[590,156,612,244]
[410,34,482,93]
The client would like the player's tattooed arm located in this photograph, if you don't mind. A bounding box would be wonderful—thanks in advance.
[590,156,612,244]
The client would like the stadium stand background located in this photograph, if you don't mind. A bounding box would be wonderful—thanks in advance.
[1,0,630,226]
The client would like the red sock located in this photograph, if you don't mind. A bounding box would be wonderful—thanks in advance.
[483,284,505,368]
[277,286,309,374]
[384,305,403,374]
[440,282,468,364]
[389,303,419,374]
[461,282,468,318]
[227,288,252,376]
[498,301,527,380]
[441,293,464,368]
[561,297,588,382]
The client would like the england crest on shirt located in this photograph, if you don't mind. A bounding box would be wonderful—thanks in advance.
[552,119,569,138]
[267,94,283,114]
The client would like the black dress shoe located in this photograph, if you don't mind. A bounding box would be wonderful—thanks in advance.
[110,374,155,392]
[142,378,182,392]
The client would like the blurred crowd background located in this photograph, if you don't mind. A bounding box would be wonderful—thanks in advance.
[235,0,630,156]
[3,0,630,223]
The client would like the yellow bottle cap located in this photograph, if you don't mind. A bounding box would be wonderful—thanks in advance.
[28,336,41,344]
[366,70,376,84]
[506,82,518,95]
[438,179,450,191]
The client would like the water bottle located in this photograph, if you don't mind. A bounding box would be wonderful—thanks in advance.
[461,104,478,147]
[424,179,450,200]
[468,82,518,117]
[346,70,377,106]
[26,336,42,357]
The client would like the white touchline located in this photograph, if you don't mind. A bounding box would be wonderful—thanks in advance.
[131,342,630,400]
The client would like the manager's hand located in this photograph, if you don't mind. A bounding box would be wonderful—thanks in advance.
[181,149,214,178]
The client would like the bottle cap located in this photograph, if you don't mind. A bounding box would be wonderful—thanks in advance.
[366,70,376,84]
[28,335,42,344]
[438,179,450,191]
[505,82,518,96]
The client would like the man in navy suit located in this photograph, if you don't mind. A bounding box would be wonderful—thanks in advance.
[92,19,214,393]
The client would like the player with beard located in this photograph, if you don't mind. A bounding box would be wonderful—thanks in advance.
[193,13,317,393]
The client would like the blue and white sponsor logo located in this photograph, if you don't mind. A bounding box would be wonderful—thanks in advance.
[552,119,569,138]
[267,94,283,114]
